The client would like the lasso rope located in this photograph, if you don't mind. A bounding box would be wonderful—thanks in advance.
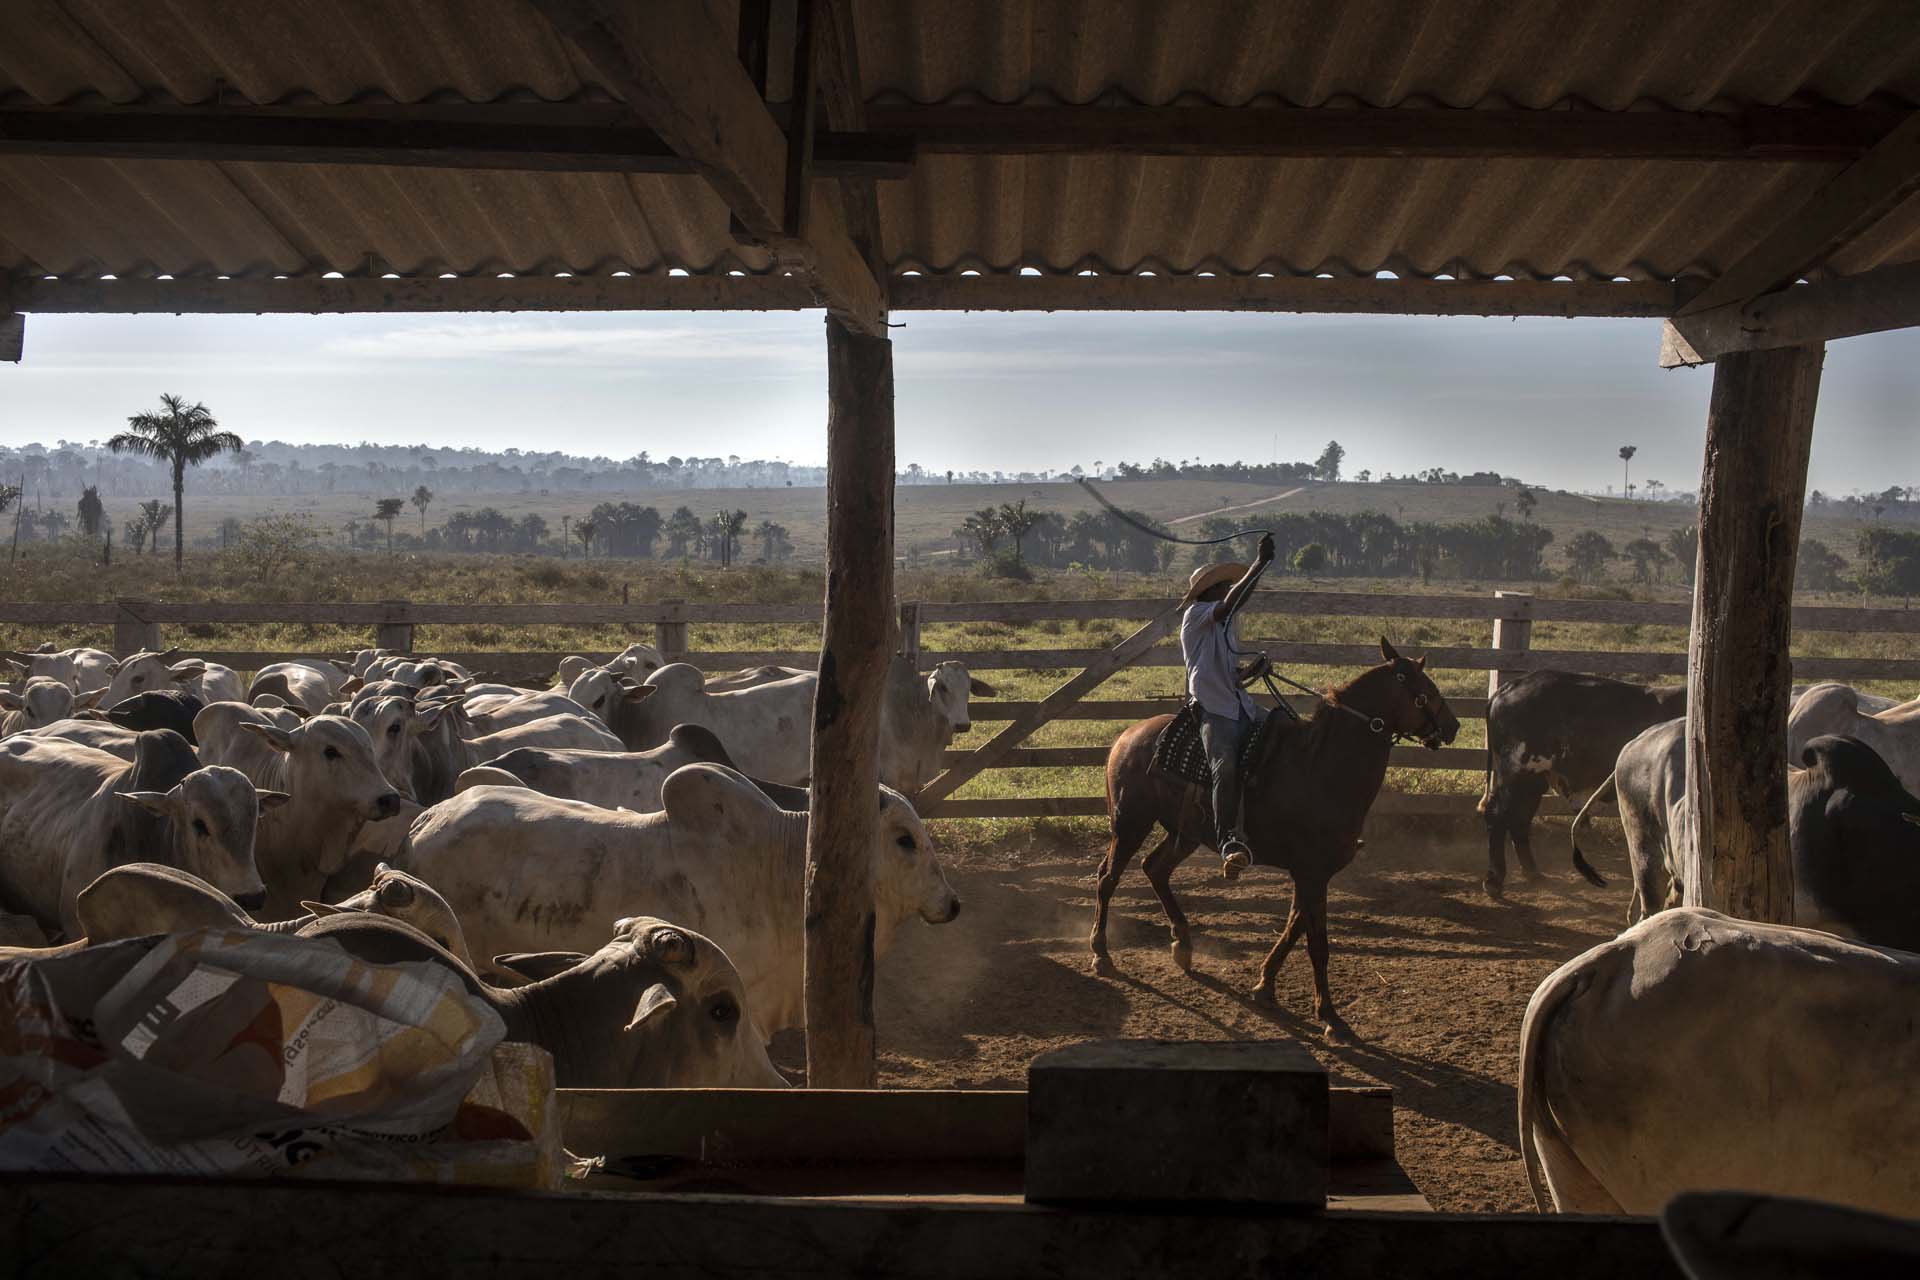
[1075,477,1273,547]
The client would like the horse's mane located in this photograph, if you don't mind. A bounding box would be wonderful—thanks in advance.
[1255,662,1392,771]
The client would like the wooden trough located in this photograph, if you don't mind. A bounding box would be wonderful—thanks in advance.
[0,1041,1682,1277]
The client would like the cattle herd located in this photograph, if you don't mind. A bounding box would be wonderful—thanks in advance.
[3,641,1917,1220]
[0,641,983,1090]
[1485,669,1920,1217]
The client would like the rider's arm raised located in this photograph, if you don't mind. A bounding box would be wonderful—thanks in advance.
[1211,534,1277,625]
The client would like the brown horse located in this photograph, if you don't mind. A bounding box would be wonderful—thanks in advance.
[1089,639,1460,1037]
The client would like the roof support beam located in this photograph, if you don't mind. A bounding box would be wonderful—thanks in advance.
[529,0,886,335]
[10,271,1683,318]
[1677,112,1920,317]
[889,274,1683,317]
[1660,260,1920,366]
[869,104,1911,163]
[0,105,912,181]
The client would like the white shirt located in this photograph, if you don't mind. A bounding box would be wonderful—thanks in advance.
[1181,601,1258,719]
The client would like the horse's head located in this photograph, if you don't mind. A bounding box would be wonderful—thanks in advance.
[1376,637,1459,750]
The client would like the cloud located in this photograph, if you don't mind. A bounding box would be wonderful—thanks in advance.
[322,318,820,371]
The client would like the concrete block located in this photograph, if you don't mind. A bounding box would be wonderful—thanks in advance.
[1025,1039,1327,1207]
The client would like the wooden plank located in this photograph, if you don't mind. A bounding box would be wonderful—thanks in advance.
[1683,345,1822,923]
[890,274,1682,318]
[0,104,909,179]
[781,0,820,242]
[0,308,19,363]
[913,604,1186,810]
[816,0,888,292]
[1662,259,1920,366]
[804,316,895,1088]
[0,1176,1681,1279]
[14,273,818,315]
[0,602,120,625]
[1677,113,1920,318]
[529,0,885,334]
[937,745,1485,771]
[968,697,1495,721]
[562,1088,1023,1166]
[924,793,1573,820]
[869,104,1906,162]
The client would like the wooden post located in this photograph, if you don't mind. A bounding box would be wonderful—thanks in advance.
[897,601,922,669]
[1681,344,1823,922]
[1486,591,1533,698]
[374,600,414,654]
[805,315,894,1088]
[655,600,688,662]
[112,599,160,656]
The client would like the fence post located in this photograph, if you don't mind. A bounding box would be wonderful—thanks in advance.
[1487,590,1532,698]
[375,600,414,654]
[112,598,160,656]
[898,601,922,670]
[656,600,688,662]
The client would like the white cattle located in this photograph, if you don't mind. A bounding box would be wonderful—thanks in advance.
[0,678,104,737]
[606,658,994,793]
[1520,908,1920,1219]
[194,704,405,918]
[254,660,353,705]
[1568,717,1693,923]
[98,648,207,709]
[452,723,735,811]
[702,665,809,692]
[21,717,142,757]
[5,646,115,693]
[554,643,664,691]
[73,861,473,965]
[1788,683,1920,791]
[589,663,815,783]
[460,688,598,734]
[303,912,786,1088]
[0,735,276,938]
[400,764,961,1036]
[351,696,621,804]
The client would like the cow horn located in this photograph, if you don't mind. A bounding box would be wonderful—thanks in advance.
[300,900,351,917]
[374,875,416,908]
[156,646,180,661]
[650,927,695,967]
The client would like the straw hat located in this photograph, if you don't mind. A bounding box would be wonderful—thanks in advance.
[1182,561,1245,604]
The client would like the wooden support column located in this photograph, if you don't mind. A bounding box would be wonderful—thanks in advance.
[374,600,415,654]
[1681,345,1824,922]
[0,277,21,361]
[112,599,160,656]
[1486,591,1532,698]
[655,600,689,662]
[805,315,895,1087]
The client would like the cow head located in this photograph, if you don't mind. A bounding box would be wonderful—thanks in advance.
[7,650,78,691]
[567,667,655,723]
[119,764,278,911]
[237,714,404,823]
[102,648,197,709]
[925,661,996,735]
[494,916,785,1088]
[348,695,424,799]
[873,785,961,946]
[1,677,99,730]
[303,863,473,967]
[611,643,666,681]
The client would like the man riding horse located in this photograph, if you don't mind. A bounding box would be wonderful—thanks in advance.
[1179,534,1277,880]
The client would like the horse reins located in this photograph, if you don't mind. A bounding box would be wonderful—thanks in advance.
[1256,666,1439,746]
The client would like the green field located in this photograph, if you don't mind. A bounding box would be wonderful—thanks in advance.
[64,475,1892,577]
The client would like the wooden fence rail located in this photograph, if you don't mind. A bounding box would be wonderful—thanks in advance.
[3,589,1914,819]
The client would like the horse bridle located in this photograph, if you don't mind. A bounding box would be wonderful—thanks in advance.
[1259,665,1441,746]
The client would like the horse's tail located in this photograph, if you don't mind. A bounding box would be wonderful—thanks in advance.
[1569,771,1614,888]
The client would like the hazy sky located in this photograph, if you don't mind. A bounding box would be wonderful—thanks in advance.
[3,309,1913,495]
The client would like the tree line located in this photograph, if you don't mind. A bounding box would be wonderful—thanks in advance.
[330,493,795,565]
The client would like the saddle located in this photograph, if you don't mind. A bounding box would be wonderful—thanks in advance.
[1149,700,1274,788]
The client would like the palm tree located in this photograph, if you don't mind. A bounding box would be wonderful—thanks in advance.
[1618,444,1637,499]
[575,519,597,560]
[76,485,104,537]
[411,484,434,533]
[108,394,242,570]
[135,500,172,555]
[374,497,404,553]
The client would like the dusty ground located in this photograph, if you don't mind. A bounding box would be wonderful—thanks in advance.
[871,818,1629,1213]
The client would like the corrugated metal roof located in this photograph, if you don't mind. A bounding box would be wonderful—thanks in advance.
[3,0,1918,285]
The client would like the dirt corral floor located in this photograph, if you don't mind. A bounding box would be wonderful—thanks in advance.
[872,819,1631,1213]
